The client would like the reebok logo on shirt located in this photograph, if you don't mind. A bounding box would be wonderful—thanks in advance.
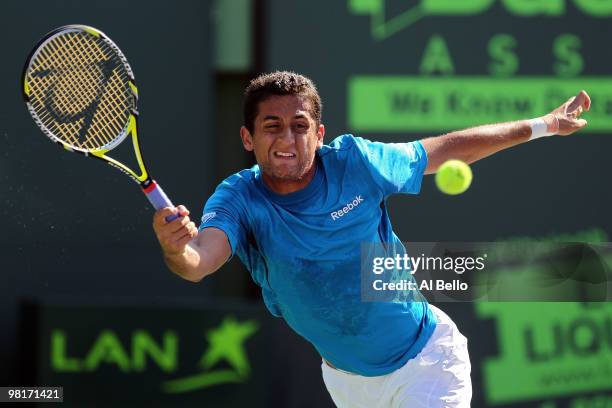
[331,195,364,220]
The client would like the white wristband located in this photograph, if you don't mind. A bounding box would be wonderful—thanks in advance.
[528,117,554,140]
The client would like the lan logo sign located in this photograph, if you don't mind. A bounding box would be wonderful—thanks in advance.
[50,316,259,393]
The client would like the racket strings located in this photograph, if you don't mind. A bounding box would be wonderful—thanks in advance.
[27,30,133,150]
[32,33,107,144]
[88,71,132,147]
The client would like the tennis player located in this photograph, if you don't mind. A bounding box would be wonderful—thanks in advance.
[152,72,590,407]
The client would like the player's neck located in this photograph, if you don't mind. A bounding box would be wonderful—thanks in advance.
[262,162,317,195]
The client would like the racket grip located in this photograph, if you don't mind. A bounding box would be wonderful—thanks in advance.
[143,180,179,222]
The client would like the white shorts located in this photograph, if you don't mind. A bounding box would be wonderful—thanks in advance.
[321,305,472,408]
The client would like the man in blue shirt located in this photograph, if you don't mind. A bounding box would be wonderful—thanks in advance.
[152,72,590,407]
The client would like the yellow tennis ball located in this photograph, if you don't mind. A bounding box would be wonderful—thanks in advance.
[435,160,473,195]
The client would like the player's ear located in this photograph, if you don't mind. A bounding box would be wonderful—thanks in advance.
[316,124,325,149]
[240,126,254,152]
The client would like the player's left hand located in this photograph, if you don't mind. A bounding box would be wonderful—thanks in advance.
[543,90,591,136]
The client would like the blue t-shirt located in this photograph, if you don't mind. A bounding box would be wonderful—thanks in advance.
[199,135,437,376]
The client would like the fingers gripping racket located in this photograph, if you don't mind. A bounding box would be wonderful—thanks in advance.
[22,25,178,221]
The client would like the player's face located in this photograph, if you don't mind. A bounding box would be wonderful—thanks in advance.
[241,95,324,191]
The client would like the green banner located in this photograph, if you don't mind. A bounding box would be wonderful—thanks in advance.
[349,77,612,132]
[477,302,612,404]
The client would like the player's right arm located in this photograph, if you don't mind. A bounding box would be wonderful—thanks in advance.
[152,206,232,282]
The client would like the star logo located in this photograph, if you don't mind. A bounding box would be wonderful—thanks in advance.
[199,316,259,376]
[162,316,259,393]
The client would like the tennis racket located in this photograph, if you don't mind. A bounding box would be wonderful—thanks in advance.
[22,25,178,221]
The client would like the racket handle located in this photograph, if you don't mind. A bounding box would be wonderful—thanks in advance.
[143,180,179,222]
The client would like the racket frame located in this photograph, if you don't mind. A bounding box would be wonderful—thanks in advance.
[22,25,153,189]
[22,25,177,218]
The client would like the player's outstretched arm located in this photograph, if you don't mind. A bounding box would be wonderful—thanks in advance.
[152,206,231,282]
[420,90,591,175]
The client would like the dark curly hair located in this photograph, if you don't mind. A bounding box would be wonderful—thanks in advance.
[243,71,322,134]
